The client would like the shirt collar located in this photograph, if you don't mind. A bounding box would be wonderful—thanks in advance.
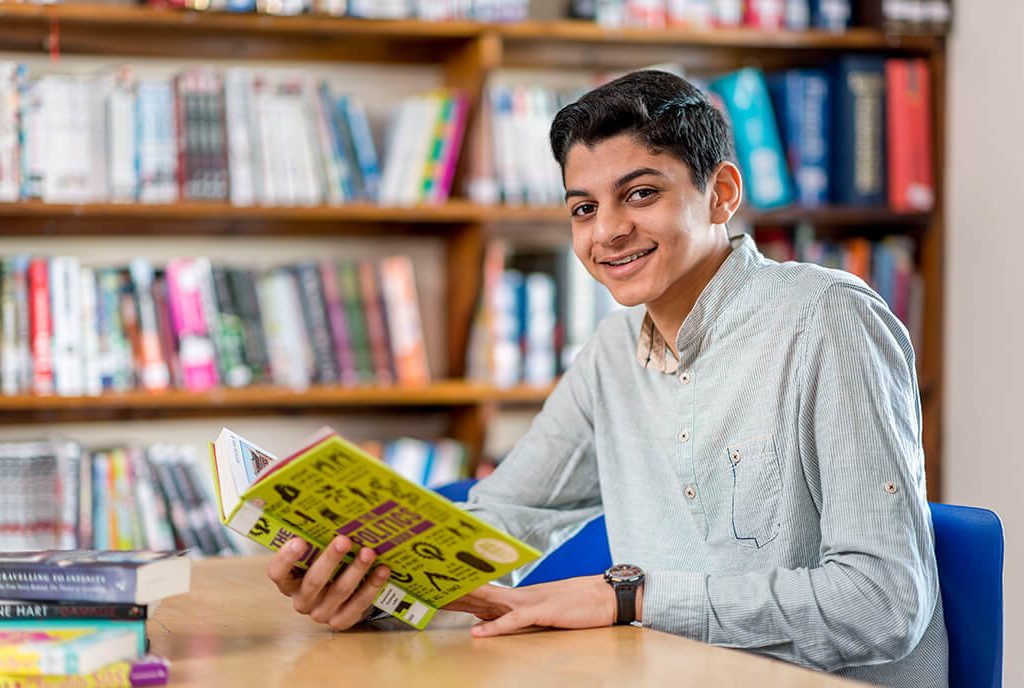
[635,233,763,374]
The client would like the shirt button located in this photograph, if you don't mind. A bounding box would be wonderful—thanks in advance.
[730,449,741,465]
[678,430,690,443]
[683,485,697,499]
[678,371,691,384]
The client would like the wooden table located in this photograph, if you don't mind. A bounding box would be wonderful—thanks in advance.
[149,556,865,687]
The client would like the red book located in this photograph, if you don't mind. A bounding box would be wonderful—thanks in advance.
[886,58,935,212]
[27,258,53,395]
[745,0,786,29]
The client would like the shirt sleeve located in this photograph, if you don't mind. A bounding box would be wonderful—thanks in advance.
[461,342,603,560]
[641,281,940,672]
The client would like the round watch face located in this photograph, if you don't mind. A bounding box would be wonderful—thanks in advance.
[607,563,644,583]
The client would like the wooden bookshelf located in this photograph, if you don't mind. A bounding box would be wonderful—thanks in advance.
[0,5,947,497]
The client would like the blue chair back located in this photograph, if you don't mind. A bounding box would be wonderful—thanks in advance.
[930,502,1004,688]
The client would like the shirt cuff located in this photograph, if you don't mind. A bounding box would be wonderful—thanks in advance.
[642,570,708,640]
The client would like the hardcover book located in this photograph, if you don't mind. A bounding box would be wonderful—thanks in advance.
[0,552,190,606]
[210,427,540,630]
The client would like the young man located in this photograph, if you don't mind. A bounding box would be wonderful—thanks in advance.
[268,70,948,686]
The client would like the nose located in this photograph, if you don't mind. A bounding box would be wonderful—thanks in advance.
[593,206,633,245]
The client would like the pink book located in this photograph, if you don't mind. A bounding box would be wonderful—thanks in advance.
[433,91,469,203]
[165,259,218,391]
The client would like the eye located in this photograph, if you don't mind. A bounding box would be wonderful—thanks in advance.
[626,187,657,202]
[571,202,597,218]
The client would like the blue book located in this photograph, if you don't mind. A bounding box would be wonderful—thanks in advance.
[339,96,382,203]
[709,68,794,210]
[810,0,851,30]
[832,55,887,207]
[768,69,831,208]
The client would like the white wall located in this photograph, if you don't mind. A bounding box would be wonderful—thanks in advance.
[946,2,1024,683]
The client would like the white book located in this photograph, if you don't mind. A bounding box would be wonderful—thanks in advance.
[490,86,522,205]
[523,271,557,386]
[561,247,596,370]
[0,63,22,202]
[224,69,256,207]
[252,76,279,205]
[400,92,444,205]
[294,78,326,206]
[137,78,178,204]
[712,0,743,25]
[106,69,137,202]
[378,99,416,206]
[492,269,523,388]
[50,256,84,397]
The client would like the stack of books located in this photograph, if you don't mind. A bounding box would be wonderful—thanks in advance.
[0,551,190,687]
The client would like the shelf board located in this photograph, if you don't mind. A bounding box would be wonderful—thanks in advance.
[0,381,554,419]
[0,200,493,235]
[0,201,933,234]
[499,21,939,52]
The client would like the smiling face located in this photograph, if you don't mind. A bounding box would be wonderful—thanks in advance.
[564,133,737,330]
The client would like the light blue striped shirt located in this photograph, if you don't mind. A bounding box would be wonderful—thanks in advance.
[465,234,948,687]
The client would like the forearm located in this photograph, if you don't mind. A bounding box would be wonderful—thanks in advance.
[641,559,935,672]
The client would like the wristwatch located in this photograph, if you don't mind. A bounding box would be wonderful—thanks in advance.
[604,563,645,625]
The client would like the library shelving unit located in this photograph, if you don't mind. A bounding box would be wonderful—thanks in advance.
[0,4,946,498]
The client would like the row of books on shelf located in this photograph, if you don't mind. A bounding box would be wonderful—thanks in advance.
[467,242,622,388]
[0,435,469,554]
[0,64,468,208]
[142,0,530,21]
[568,0,950,34]
[474,57,934,214]
[755,226,923,344]
[0,254,430,397]
[0,550,185,686]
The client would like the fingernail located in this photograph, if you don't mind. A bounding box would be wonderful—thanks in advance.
[333,537,348,553]
[288,539,305,553]
[374,566,390,581]
[359,547,374,562]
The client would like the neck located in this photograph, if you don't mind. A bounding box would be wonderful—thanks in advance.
[647,233,733,358]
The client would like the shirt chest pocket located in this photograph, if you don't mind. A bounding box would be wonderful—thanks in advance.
[726,434,782,549]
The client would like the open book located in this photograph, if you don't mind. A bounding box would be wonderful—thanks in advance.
[209,428,540,630]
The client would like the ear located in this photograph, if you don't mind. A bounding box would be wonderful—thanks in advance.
[709,162,743,225]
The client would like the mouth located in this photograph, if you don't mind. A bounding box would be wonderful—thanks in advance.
[600,248,655,266]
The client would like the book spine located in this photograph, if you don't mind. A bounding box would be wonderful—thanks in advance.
[294,262,339,385]
[318,261,358,386]
[358,260,395,386]
[341,96,381,203]
[379,255,430,386]
[337,260,376,384]
[0,601,148,622]
[0,654,169,688]
[208,264,252,388]
[27,257,53,395]
[886,58,933,212]
[226,267,269,384]
[709,68,794,210]
[833,55,887,207]
[0,566,140,604]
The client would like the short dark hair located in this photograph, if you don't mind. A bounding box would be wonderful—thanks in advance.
[549,70,733,192]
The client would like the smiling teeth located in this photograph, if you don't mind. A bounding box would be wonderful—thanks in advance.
[608,249,651,266]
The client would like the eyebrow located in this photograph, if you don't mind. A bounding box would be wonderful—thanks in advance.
[563,167,668,203]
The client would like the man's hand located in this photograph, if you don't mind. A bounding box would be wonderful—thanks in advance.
[443,575,622,637]
[266,535,390,631]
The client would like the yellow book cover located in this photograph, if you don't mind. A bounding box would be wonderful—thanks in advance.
[209,427,540,630]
